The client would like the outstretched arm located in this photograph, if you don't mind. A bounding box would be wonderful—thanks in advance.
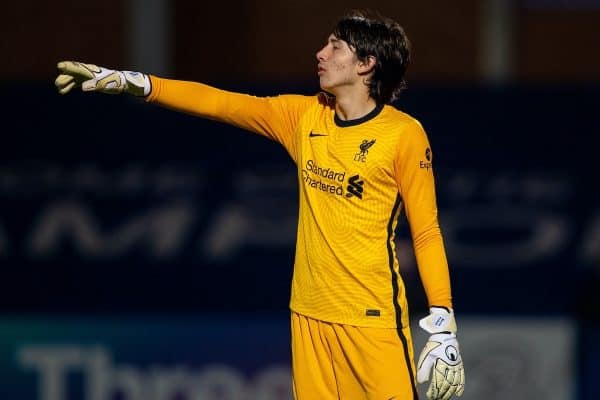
[55,61,313,157]
[146,75,309,148]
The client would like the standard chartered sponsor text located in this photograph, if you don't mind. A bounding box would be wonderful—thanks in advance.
[302,160,345,196]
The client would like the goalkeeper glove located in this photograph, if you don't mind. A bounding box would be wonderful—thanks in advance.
[55,61,151,96]
[416,306,465,400]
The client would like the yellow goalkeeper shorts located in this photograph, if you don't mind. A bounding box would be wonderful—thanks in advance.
[291,311,418,400]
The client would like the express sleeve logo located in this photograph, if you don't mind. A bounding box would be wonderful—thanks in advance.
[420,147,433,170]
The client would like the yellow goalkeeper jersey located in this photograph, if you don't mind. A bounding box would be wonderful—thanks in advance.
[148,77,452,329]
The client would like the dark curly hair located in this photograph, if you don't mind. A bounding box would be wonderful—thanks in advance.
[332,10,411,104]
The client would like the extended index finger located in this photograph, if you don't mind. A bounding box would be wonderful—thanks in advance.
[56,61,97,80]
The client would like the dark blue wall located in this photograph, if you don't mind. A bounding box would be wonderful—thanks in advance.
[1,81,598,399]
[1,82,596,316]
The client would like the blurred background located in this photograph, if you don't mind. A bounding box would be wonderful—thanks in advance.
[1,0,599,399]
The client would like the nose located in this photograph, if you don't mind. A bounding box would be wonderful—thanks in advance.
[316,45,327,62]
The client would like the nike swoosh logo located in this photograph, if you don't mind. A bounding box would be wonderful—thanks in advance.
[309,131,328,137]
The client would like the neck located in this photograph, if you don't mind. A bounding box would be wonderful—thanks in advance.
[334,90,378,121]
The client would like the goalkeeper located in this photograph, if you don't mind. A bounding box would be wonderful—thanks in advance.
[55,10,464,400]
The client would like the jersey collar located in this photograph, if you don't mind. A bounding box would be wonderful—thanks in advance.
[334,103,384,127]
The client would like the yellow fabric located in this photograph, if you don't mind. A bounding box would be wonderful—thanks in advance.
[291,311,417,400]
[148,76,452,328]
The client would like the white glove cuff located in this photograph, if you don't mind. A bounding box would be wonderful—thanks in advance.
[419,307,457,334]
[123,71,152,97]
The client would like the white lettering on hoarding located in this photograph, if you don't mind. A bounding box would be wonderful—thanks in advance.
[0,168,595,268]
[18,346,292,400]
[28,202,196,259]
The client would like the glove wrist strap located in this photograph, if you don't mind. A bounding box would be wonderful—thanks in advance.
[419,308,458,334]
[122,71,151,97]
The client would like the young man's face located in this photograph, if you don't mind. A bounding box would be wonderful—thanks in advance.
[316,35,362,94]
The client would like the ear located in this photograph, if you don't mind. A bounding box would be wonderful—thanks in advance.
[357,55,376,75]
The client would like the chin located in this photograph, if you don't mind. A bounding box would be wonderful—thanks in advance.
[318,80,334,93]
